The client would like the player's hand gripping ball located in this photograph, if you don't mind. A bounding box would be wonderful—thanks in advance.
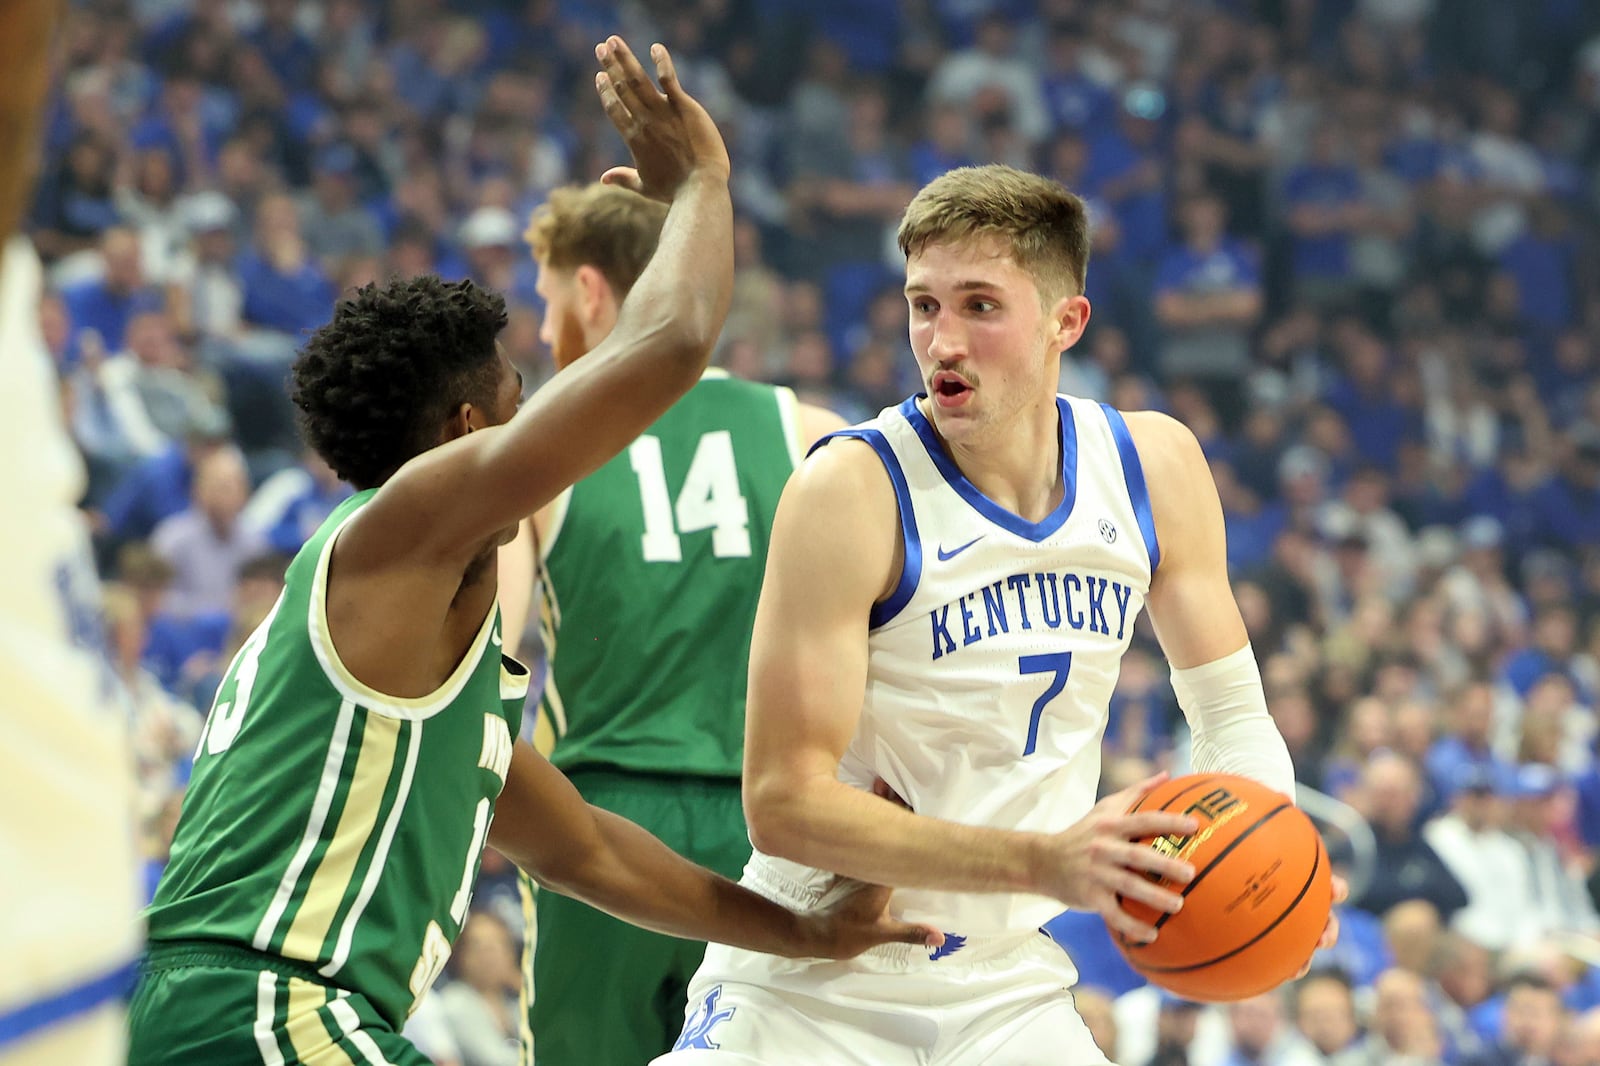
[1114,773,1333,1001]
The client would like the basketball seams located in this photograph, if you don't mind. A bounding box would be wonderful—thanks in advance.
[1131,834,1327,976]
[1149,801,1292,931]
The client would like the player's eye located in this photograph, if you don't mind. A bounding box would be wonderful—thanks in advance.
[970,300,997,313]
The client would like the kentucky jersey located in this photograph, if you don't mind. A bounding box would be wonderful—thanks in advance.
[748,394,1160,937]
[145,492,528,1028]
[0,237,142,1046]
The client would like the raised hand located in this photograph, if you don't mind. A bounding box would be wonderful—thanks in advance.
[592,36,730,202]
[1039,773,1199,944]
[795,875,944,960]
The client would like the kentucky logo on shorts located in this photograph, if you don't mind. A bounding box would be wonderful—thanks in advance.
[673,986,737,1051]
[929,933,967,962]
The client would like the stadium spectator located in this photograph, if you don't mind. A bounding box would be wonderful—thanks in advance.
[148,444,266,617]
[1423,763,1532,951]
[1345,752,1469,921]
[437,912,520,1066]
[60,226,163,353]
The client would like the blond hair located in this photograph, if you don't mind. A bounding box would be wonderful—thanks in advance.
[897,164,1090,301]
[524,182,669,298]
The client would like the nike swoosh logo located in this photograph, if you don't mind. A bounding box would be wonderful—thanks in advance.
[491,628,503,647]
[937,536,983,561]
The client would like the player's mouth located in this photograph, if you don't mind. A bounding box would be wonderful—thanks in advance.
[931,371,973,408]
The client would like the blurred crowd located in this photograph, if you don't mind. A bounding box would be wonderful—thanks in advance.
[24,0,1600,1063]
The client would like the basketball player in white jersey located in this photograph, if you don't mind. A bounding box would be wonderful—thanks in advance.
[0,3,143,1064]
[654,165,1341,1065]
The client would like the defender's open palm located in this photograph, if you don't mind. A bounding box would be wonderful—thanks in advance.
[594,36,729,200]
[1044,773,1199,944]
[796,876,945,960]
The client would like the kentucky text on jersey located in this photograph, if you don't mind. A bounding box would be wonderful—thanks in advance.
[929,570,1136,660]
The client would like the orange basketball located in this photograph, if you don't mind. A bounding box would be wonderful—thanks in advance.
[1114,772,1332,1002]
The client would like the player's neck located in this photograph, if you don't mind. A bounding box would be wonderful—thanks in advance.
[938,396,1063,523]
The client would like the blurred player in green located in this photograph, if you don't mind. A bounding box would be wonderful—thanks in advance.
[126,38,936,1066]
[498,183,845,1065]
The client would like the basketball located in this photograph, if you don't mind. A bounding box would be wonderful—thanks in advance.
[1114,773,1332,1002]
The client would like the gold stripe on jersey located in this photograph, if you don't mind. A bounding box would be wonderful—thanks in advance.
[534,555,567,745]
[255,699,358,951]
[282,710,401,963]
[324,719,423,978]
[285,977,361,1066]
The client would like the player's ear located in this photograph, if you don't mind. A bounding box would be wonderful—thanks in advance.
[1050,293,1091,353]
[441,400,480,442]
[573,264,616,327]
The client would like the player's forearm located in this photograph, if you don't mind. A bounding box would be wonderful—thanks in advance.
[747,772,1048,896]
[610,171,733,369]
[531,806,818,959]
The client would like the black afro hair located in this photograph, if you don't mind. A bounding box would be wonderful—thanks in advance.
[290,276,508,489]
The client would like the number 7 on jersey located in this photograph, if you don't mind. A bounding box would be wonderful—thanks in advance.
[1018,652,1072,756]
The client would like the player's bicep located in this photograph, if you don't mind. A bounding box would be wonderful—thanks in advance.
[744,445,897,786]
[1125,411,1248,669]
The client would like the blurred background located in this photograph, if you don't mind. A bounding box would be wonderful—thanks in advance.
[25,0,1600,1062]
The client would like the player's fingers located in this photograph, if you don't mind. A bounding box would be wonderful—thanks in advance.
[1330,874,1349,905]
[594,72,636,138]
[871,776,911,809]
[599,36,658,115]
[1103,905,1159,945]
[1113,810,1199,843]
[1110,870,1186,914]
[1109,839,1195,884]
[1317,913,1340,951]
[650,42,683,101]
[599,165,643,192]
[881,920,944,949]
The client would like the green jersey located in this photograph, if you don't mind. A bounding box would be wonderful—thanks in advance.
[146,491,526,1029]
[538,370,802,778]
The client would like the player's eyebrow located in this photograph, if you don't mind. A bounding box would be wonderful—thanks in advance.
[904,279,998,295]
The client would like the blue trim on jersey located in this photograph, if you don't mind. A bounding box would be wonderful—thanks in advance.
[899,395,1078,543]
[1099,404,1160,573]
[813,429,921,629]
[0,959,137,1048]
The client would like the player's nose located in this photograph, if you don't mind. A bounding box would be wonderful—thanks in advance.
[926,313,967,361]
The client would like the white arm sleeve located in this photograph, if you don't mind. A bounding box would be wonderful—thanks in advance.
[1170,644,1298,802]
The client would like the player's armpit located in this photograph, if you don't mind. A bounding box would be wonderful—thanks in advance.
[1121,410,1249,670]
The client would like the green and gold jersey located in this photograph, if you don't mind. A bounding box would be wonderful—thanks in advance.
[146,490,527,1029]
[537,371,802,778]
